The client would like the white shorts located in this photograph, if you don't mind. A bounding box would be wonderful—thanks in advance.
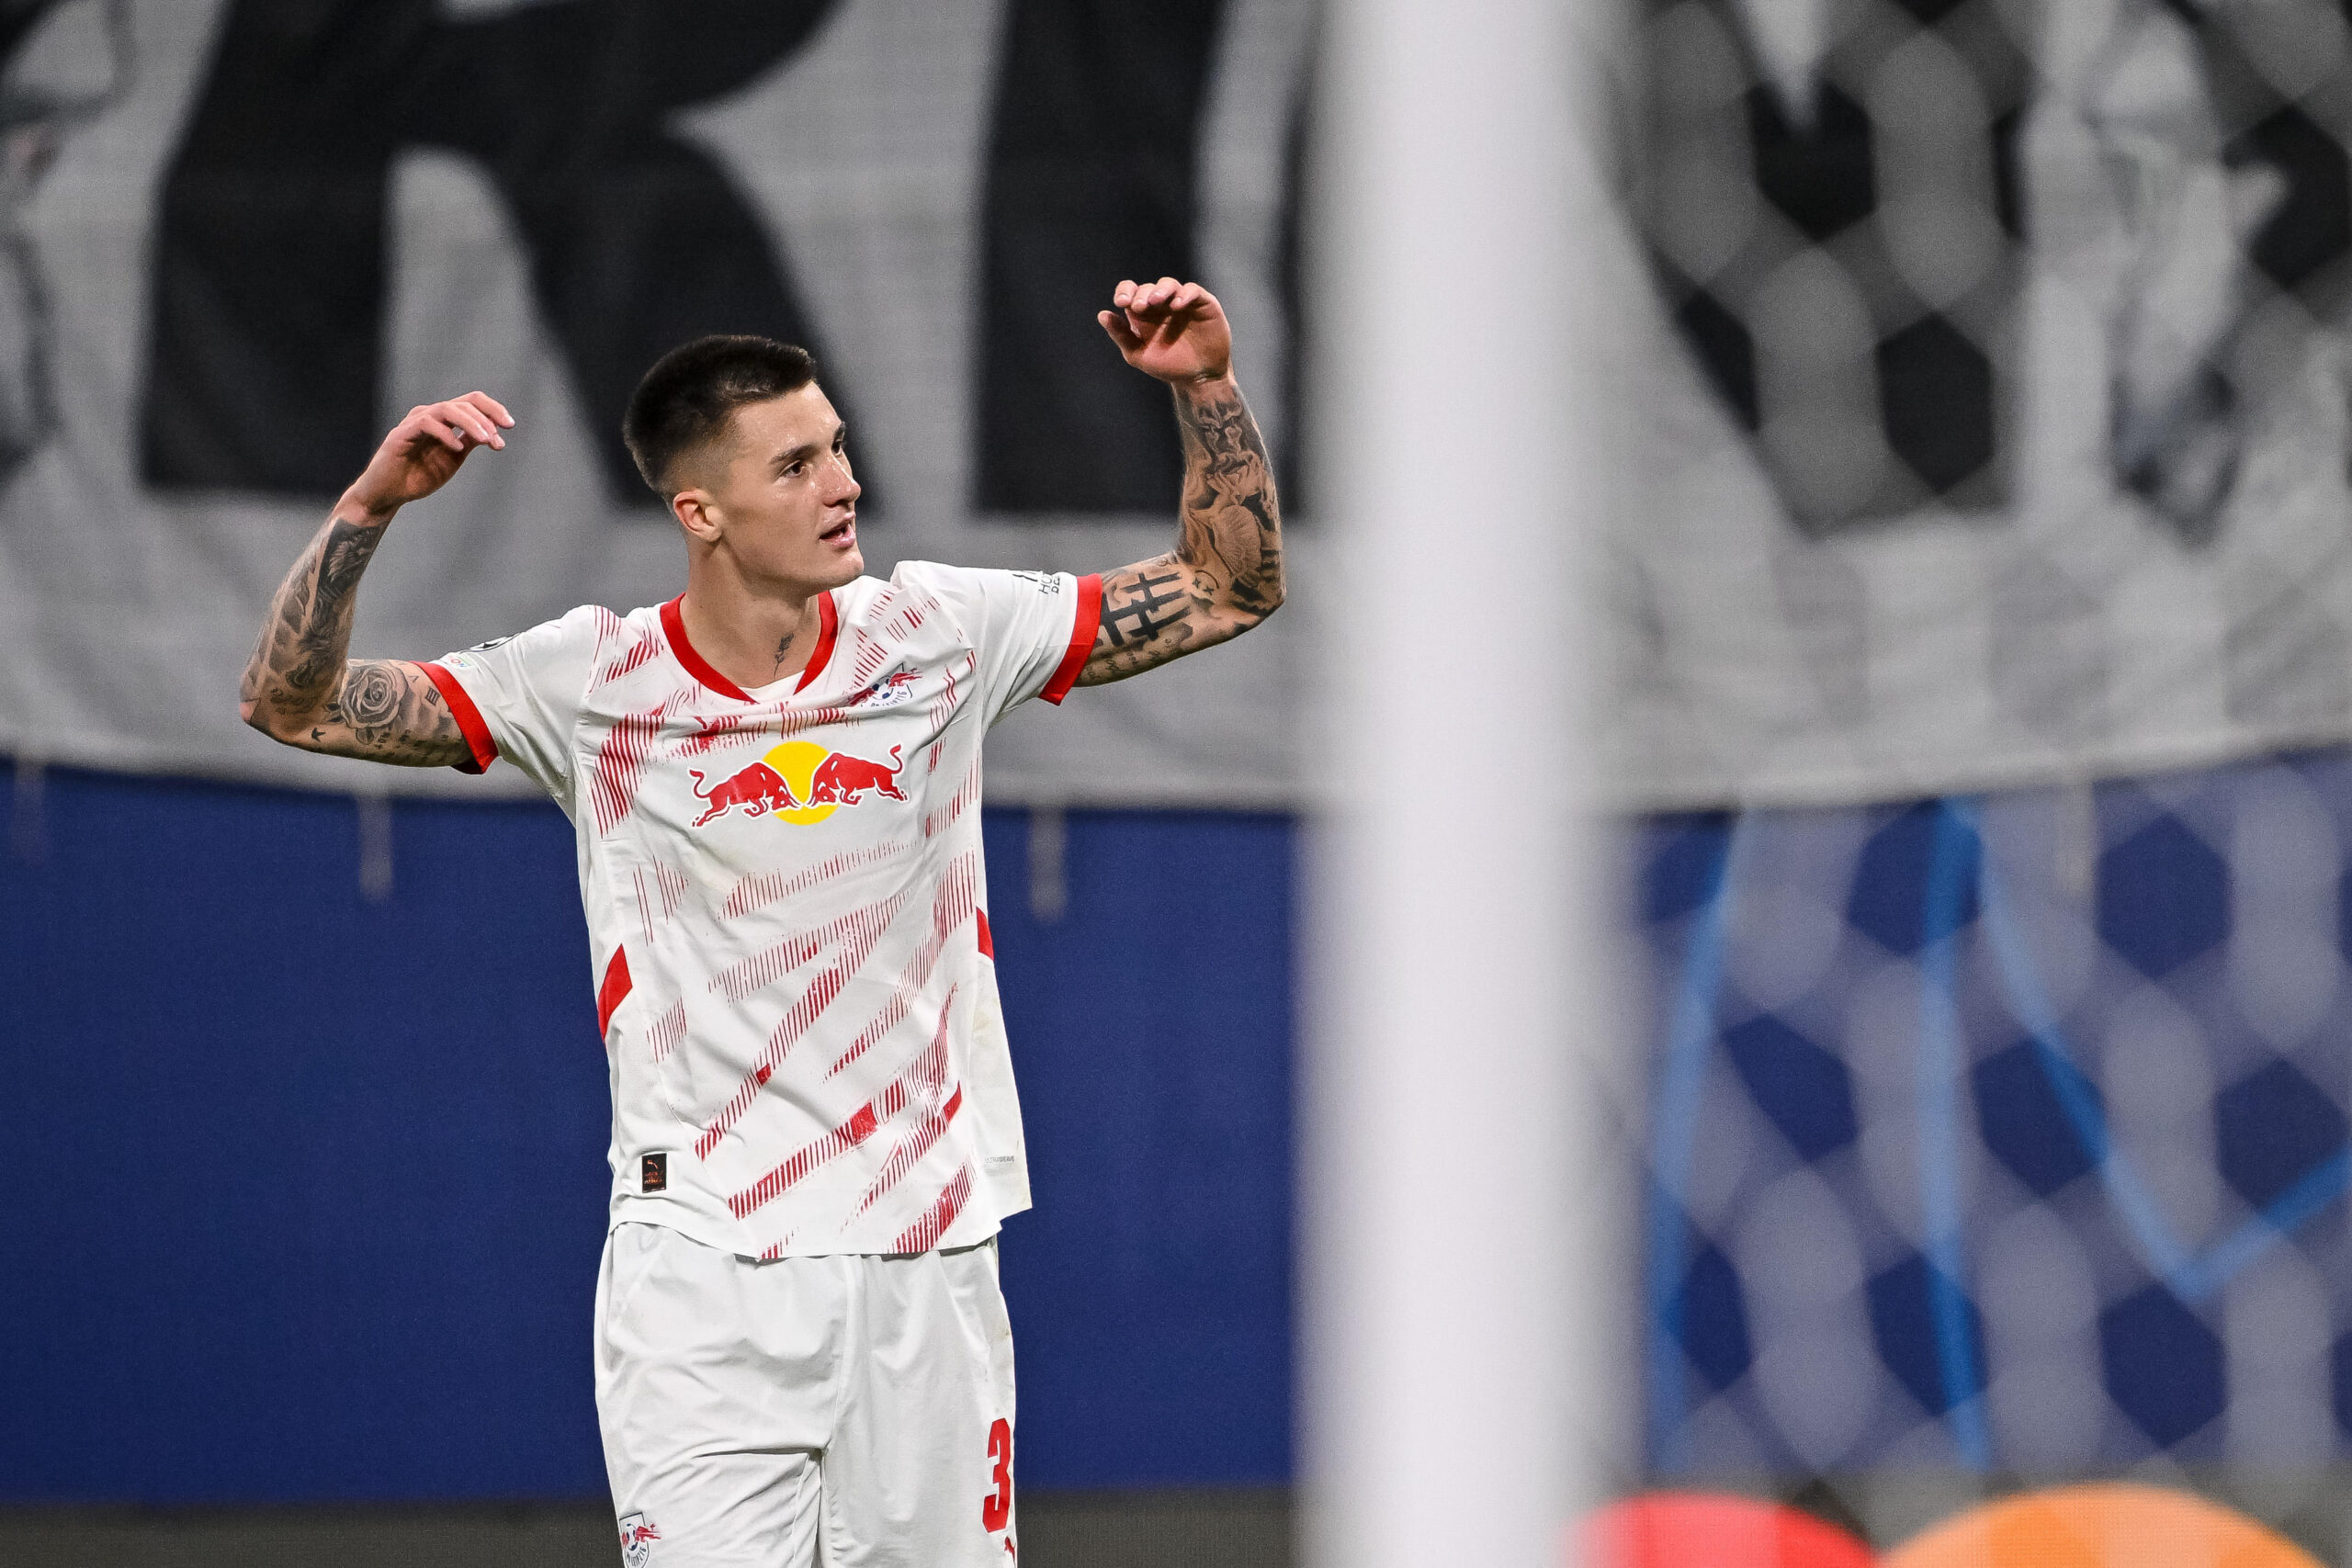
[594,1222,1019,1567]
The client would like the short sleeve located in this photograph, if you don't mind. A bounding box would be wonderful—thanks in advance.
[424,605,603,796]
[895,563,1102,723]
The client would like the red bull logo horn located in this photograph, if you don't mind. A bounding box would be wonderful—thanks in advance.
[690,739,905,828]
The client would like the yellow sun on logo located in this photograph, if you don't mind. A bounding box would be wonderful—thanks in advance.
[764,741,838,824]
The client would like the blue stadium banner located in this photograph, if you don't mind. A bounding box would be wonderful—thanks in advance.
[1632,755,2352,1547]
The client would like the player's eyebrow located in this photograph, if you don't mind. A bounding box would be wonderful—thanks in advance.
[771,422,846,474]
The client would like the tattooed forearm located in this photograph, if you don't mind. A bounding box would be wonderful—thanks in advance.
[243,514,378,719]
[1080,378,1283,685]
[267,518,383,712]
[240,512,469,767]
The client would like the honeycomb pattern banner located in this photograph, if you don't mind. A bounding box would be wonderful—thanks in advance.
[1607,0,2352,807]
[1633,748,2352,1492]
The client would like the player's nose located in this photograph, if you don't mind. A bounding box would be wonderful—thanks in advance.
[822,451,860,506]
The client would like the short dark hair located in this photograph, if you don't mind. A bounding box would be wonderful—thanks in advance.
[622,334,818,494]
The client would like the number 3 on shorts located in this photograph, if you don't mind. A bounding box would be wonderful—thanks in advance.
[982,1417,1013,1533]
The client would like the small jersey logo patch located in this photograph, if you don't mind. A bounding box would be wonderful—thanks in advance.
[641,1153,668,1193]
[618,1510,661,1566]
[851,669,921,710]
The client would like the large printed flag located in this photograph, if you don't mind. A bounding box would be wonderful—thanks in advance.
[0,0,1309,803]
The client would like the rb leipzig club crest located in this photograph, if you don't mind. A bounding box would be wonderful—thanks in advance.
[689,740,906,828]
[617,1511,661,1566]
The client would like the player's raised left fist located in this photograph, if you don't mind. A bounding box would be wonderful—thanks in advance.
[1098,276,1232,385]
[343,391,515,520]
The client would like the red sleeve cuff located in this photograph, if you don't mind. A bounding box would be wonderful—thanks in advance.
[1039,574,1102,706]
[420,660,498,773]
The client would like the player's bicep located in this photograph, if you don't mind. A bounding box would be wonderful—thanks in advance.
[302,660,472,767]
[1078,555,1239,686]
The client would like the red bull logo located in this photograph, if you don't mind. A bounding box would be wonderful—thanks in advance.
[690,739,905,828]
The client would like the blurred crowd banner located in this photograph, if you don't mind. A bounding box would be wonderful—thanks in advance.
[1632,751,2352,1550]
[1613,0,2352,807]
[0,0,1309,801]
[19,0,2352,811]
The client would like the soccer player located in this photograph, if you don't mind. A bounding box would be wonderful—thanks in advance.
[239,276,1282,1564]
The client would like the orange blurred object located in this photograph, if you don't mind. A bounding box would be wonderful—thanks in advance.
[1883,1483,2319,1568]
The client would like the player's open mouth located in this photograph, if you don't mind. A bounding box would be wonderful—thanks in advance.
[821,517,856,547]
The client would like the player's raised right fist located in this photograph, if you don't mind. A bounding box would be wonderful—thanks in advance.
[342,392,515,520]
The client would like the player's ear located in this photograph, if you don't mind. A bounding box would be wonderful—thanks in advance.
[673,487,722,545]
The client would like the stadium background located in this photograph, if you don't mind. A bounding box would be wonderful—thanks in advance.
[18,0,2352,1565]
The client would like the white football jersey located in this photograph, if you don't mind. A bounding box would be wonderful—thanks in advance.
[426,561,1102,1258]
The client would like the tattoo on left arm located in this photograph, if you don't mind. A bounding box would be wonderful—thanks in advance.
[239,509,469,767]
[1080,378,1284,685]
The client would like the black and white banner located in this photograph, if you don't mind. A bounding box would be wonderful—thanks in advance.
[0,0,1311,803]
[1610,0,2352,807]
[23,0,2352,811]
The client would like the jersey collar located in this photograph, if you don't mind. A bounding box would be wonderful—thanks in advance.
[662,592,838,703]
[797,590,839,693]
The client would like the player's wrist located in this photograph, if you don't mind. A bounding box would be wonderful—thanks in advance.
[1169,367,1238,397]
[334,482,401,526]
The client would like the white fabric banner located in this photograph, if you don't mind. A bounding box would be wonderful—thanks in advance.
[0,0,1315,806]
[1604,0,2352,808]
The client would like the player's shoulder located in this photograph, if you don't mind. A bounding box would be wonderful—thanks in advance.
[882,558,976,598]
[886,558,1062,592]
[870,560,1038,650]
[883,559,1071,617]
[441,601,654,674]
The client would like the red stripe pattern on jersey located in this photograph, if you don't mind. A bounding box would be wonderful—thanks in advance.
[893,1166,974,1254]
[729,998,956,1222]
[923,652,974,775]
[858,1086,961,1218]
[594,637,660,691]
[876,588,938,649]
[677,712,769,757]
[632,862,690,944]
[845,605,899,689]
[707,892,908,1003]
[695,890,911,1156]
[646,998,687,1064]
[720,840,907,921]
[855,1004,962,1215]
[828,853,977,1077]
[922,758,982,840]
[729,1086,894,1218]
[591,697,677,836]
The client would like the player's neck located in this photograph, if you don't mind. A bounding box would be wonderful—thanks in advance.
[677,557,831,693]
